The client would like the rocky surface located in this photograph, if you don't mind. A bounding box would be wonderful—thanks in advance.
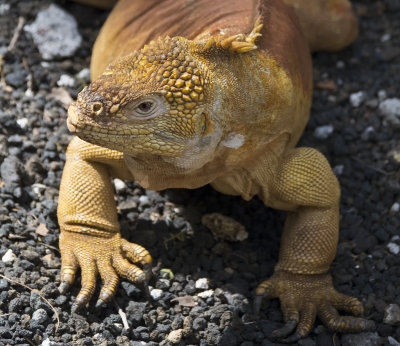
[0,0,399,345]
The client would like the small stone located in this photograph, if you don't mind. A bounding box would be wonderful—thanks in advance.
[0,4,10,15]
[381,33,391,42]
[379,98,400,125]
[126,301,147,326]
[118,200,137,211]
[1,156,22,189]
[77,68,91,82]
[192,317,207,331]
[32,184,47,197]
[195,278,209,289]
[25,89,34,97]
[5,69,28,88]
[167,329,183,344]
[313,125,334,139]
[387,243,400,255]
[378,90,387,101]
[391,203,400,212]
[55,295,67,306]
[24,4,82,60]
[384,304,400,325]
[16,118,29,129]
[171,295,196,307]
[30,291,47,311]
[197,289,214,298]
[349,91,366,107]
[156,278,170,290]
[0,279,9,290]
[336,60,345,69]
[361,126,374,141]
[139,195,150,206]
[333,165,344,175]
[36,223,49,236]
[202,213,248,241]
[341,332,381,346]
[0,326,12,339]
[366,98,379,108]
[57,74,75,87]
[41,254,59,268]
[388,336,400,346]
[150,288,163,300]
[114,178,127,193]
[41,338,52,346]
[31,308,48,323]
[2,249,17,263]
[50,87,73,109]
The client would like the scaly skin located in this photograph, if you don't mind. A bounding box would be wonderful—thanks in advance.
[59,0,374,340]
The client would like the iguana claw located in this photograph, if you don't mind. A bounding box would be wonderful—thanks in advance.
[270,319,298,340]
[95,299,107,309]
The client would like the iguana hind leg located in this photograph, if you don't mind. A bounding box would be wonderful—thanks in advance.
[58,137,152,310]
[253,147,374,341]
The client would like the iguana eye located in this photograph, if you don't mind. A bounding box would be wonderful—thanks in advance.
[130,96,164,119]
[136,101,154,114]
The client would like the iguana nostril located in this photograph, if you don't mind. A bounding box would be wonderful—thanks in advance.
[91,102,103,115]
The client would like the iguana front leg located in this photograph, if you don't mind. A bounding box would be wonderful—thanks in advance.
[57,137,152,310]
[253,147,374,341]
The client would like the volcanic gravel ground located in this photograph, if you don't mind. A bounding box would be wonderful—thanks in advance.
[0,0,399,345]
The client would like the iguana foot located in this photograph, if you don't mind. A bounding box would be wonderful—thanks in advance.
[254,271,375,343]
[58,231,152,310]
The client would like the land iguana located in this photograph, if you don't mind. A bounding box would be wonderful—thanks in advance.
[59,0,375,341]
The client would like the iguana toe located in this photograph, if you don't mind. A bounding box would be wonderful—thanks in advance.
[317,301,375,333]
[120,240,152,279]
[59,242,79,293]
[74,259,98,308]
[97,263,120,303]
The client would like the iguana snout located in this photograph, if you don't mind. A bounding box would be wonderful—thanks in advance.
[67,36,218,159]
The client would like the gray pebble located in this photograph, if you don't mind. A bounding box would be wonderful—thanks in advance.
[5,69,28,88]
[31,308,48,324]
[380,98,400,125]
[24,4,82,60]
[0,279,9,290]
[313,124,334,139]
[350,91,366,107]
[192,317,207,331]
[0,155,22,191]
[341,332,381,346]
[156,323,171,334]
[0,326,12,339]
[384,304,400,325]
[30,291,47,311]
[298,339,317,346]
[126,301,147,326]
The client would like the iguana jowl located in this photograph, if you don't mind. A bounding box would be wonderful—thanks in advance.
[59,0,374,341]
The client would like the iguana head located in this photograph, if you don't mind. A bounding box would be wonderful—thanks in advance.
[68,36,221,169]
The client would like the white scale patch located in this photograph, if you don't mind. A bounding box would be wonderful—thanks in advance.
[221,132,245,149]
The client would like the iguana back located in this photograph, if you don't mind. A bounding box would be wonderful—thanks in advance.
[89,0,357,79]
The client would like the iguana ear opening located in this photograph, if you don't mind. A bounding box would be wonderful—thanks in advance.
[193,15,263,55]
